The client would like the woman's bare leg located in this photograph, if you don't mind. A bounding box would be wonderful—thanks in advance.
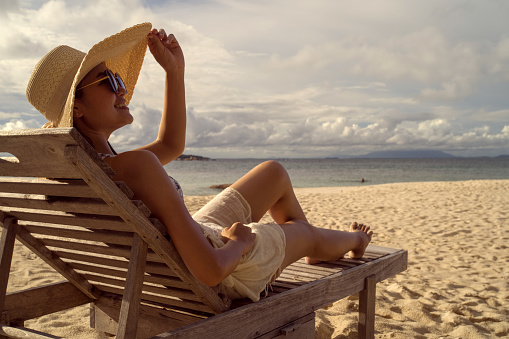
[280,221,373,269]
[231,160,373,267]
[230,160,307,223]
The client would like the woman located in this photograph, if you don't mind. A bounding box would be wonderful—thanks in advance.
[26,23,373,302]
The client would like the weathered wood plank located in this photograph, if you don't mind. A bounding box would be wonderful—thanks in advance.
[0,178,134,200]
[96,285,211,313]
[0,196,151,218]
[0,128,114,178]
[0,217,18,313]
[117,234,147,339]
[22,224,133,246]
[68,259,176,279]
[279,267,326,280]
[3,281,92,323]
[43,238,165,264]
[0,196,113,215]
[81,273,196,300]
[10,210,130,232]
[358,274,376,339]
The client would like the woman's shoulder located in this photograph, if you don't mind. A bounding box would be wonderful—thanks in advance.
[101,149,161,172]
[100,149,184,199]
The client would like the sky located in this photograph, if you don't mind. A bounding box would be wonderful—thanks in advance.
[1,0,508,158]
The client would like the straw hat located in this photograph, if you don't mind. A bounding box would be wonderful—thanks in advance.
[26,22,152,128]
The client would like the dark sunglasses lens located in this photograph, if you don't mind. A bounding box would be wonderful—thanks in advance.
[106,71,118,93]
[115,73,126,92]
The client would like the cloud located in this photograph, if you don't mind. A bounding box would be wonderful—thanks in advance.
[0,0,508,158]
[1,118,41,130]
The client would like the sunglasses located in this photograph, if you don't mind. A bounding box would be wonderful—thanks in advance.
[76,70,126,93]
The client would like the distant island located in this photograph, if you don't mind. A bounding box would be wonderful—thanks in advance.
[176,154,211,161]
[357,150,456,159]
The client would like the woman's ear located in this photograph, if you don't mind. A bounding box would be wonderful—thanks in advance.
[73,100,84,118]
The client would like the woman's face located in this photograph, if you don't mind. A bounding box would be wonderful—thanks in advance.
[73,63,133,135]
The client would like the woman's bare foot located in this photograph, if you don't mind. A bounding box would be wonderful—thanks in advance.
[305,256,322,264]
[305,222,374,264]
[348,222,373,259]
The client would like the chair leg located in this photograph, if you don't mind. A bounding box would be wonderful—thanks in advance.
[116,233,148,339]
[0,217,18,318]
[358,274,376,339]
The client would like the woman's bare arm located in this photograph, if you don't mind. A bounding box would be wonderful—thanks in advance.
[134,29,186,165]
[105,150,255,286]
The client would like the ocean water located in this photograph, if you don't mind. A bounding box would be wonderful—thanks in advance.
[164,157,509,196]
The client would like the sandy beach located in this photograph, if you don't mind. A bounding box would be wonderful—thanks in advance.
[4,179,509,338]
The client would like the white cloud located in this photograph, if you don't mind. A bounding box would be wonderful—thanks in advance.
[1,118,41,130]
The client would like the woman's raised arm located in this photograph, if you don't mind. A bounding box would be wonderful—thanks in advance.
[135,29,186,165]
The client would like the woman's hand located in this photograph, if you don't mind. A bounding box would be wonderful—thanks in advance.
[221,222,256,256]
[147,28,185,73]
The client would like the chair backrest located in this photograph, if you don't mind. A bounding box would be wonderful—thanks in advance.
[0,128,231,316]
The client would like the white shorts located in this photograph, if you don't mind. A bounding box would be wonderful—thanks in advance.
[193,187,286,302]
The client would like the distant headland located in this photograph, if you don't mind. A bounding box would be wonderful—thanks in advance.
[358,150,456,159]
[176,154,211,161]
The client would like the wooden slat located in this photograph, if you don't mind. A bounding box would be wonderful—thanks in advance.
[3,281,92,323]
[143,273,185,288]
[0,196,151,218]
[12,212,164,235]
[280,267,327,280]
[117,233,147,339]
[0,178,97,198]
[71,262,127,278]
[96,285,211,313]
[270,281,302,290]
[141,284,201,302]
[14,225,99,300]
[0,178,134,200]
[81,273,196,301]
[326,260,363,269]
[42,238,166,263]
[0,128,114,178]
[289,261,340,275]
[0,196,113,215]
[58,250,178,277]
[68,260,177,280]
[364,245,397,255]
[276,274,313,284]
[23,224,133,246]
[0,217,18,311]
[10,210,130,232]
[57,251,130,270]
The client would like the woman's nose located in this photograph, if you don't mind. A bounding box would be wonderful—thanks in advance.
[117,85,127,96]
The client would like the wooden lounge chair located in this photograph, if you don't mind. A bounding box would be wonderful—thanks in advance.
[0,128,407,339]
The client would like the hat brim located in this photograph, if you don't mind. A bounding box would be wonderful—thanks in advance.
[58,23,152,127]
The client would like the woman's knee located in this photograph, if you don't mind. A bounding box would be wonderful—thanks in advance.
[260,160,284,173]
[258,160,290,185]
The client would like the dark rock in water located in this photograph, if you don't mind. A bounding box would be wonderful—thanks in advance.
[209,184,231,190]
